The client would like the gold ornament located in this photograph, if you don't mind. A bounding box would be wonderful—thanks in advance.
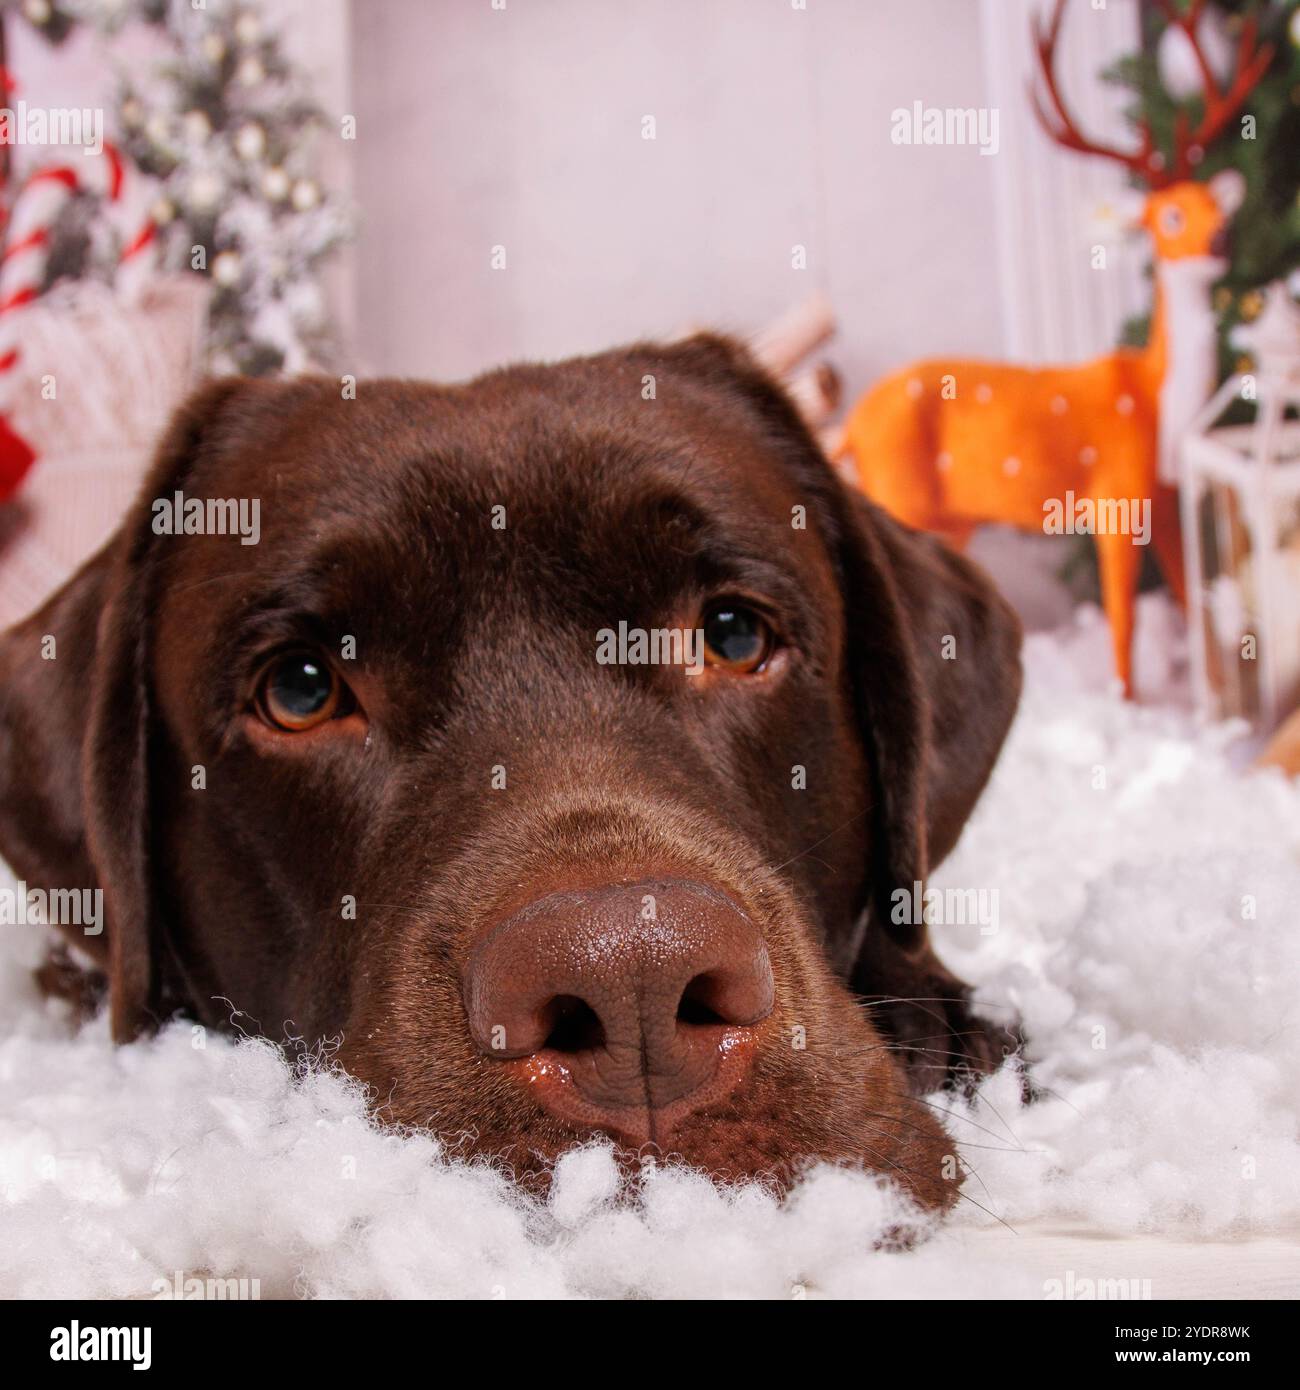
[212,251,242,288]
[187,172,223,211]
[234,12,263,46]
[234,122,266,162]
[261,167,291,202]
[182,110,212,144]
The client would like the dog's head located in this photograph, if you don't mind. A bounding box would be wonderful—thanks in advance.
[0,337,1020,1207]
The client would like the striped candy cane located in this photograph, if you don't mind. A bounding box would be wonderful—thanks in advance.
[0,163,75,499]
[0,164,78,367]
[0,142,158,365]
[0,142,158,500]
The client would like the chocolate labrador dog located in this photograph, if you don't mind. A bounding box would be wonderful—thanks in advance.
[0,336,1021,1211]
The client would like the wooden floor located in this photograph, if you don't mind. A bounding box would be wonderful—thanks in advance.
[955,1223,1300,1300]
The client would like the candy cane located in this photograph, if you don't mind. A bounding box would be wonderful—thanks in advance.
[0,166,78,326]
[110,159,159,302]
[0,164,74,497]
[0,141,157,374]
[70,139,161,299]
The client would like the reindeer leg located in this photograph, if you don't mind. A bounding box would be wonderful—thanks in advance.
[1150,484,1187,609]
[933,521,976,552]
[1095,527,1142,698]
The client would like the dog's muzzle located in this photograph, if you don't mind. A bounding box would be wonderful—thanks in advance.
[464,880,774,1143]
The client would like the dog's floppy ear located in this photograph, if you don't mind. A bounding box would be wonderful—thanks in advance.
[655,333,1021,958]
[0,377,249,1039]
[839,492,1022,954]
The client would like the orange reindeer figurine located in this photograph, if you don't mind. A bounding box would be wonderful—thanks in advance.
[839,0,1272,695]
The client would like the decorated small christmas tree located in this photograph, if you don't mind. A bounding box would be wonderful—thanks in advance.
[3,0,351,375]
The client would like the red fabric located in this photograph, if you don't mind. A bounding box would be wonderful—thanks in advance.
[0,413,36,503]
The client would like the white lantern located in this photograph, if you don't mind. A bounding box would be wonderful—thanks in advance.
[1180,283,1300,732]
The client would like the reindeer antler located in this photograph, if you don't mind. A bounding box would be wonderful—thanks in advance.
[1030,0,1167,185]
[1152,0,1274,180]
[1031,0,1275,189]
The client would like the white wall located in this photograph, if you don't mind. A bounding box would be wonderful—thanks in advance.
[10,0,1156,628]
[350,0,1007,388]
[981,0,1144,365]
[11,0,1149,396]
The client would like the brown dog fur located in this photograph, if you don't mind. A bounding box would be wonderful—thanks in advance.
[0,336,1022,1210]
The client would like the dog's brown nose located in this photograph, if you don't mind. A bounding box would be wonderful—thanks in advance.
[465,880,774,1142]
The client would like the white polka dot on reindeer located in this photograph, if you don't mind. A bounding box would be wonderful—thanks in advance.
[976,384,993,403]
[906,378,923,399]
[1081,446,1098,465]
[1051,395,1068,414]
[1117,394,1135,415]
[1003,456,1021,476]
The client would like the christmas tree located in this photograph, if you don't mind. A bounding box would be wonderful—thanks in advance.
[2,0,351,375]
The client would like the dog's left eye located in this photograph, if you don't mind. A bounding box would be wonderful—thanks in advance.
[702,603,773,673]
[255,651,345,731]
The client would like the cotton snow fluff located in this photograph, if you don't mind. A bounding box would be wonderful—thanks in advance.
[1,596,1297,1298]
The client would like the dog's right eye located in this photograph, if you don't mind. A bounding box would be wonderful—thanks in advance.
[255,651,344,732]
[702,603,773,674]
